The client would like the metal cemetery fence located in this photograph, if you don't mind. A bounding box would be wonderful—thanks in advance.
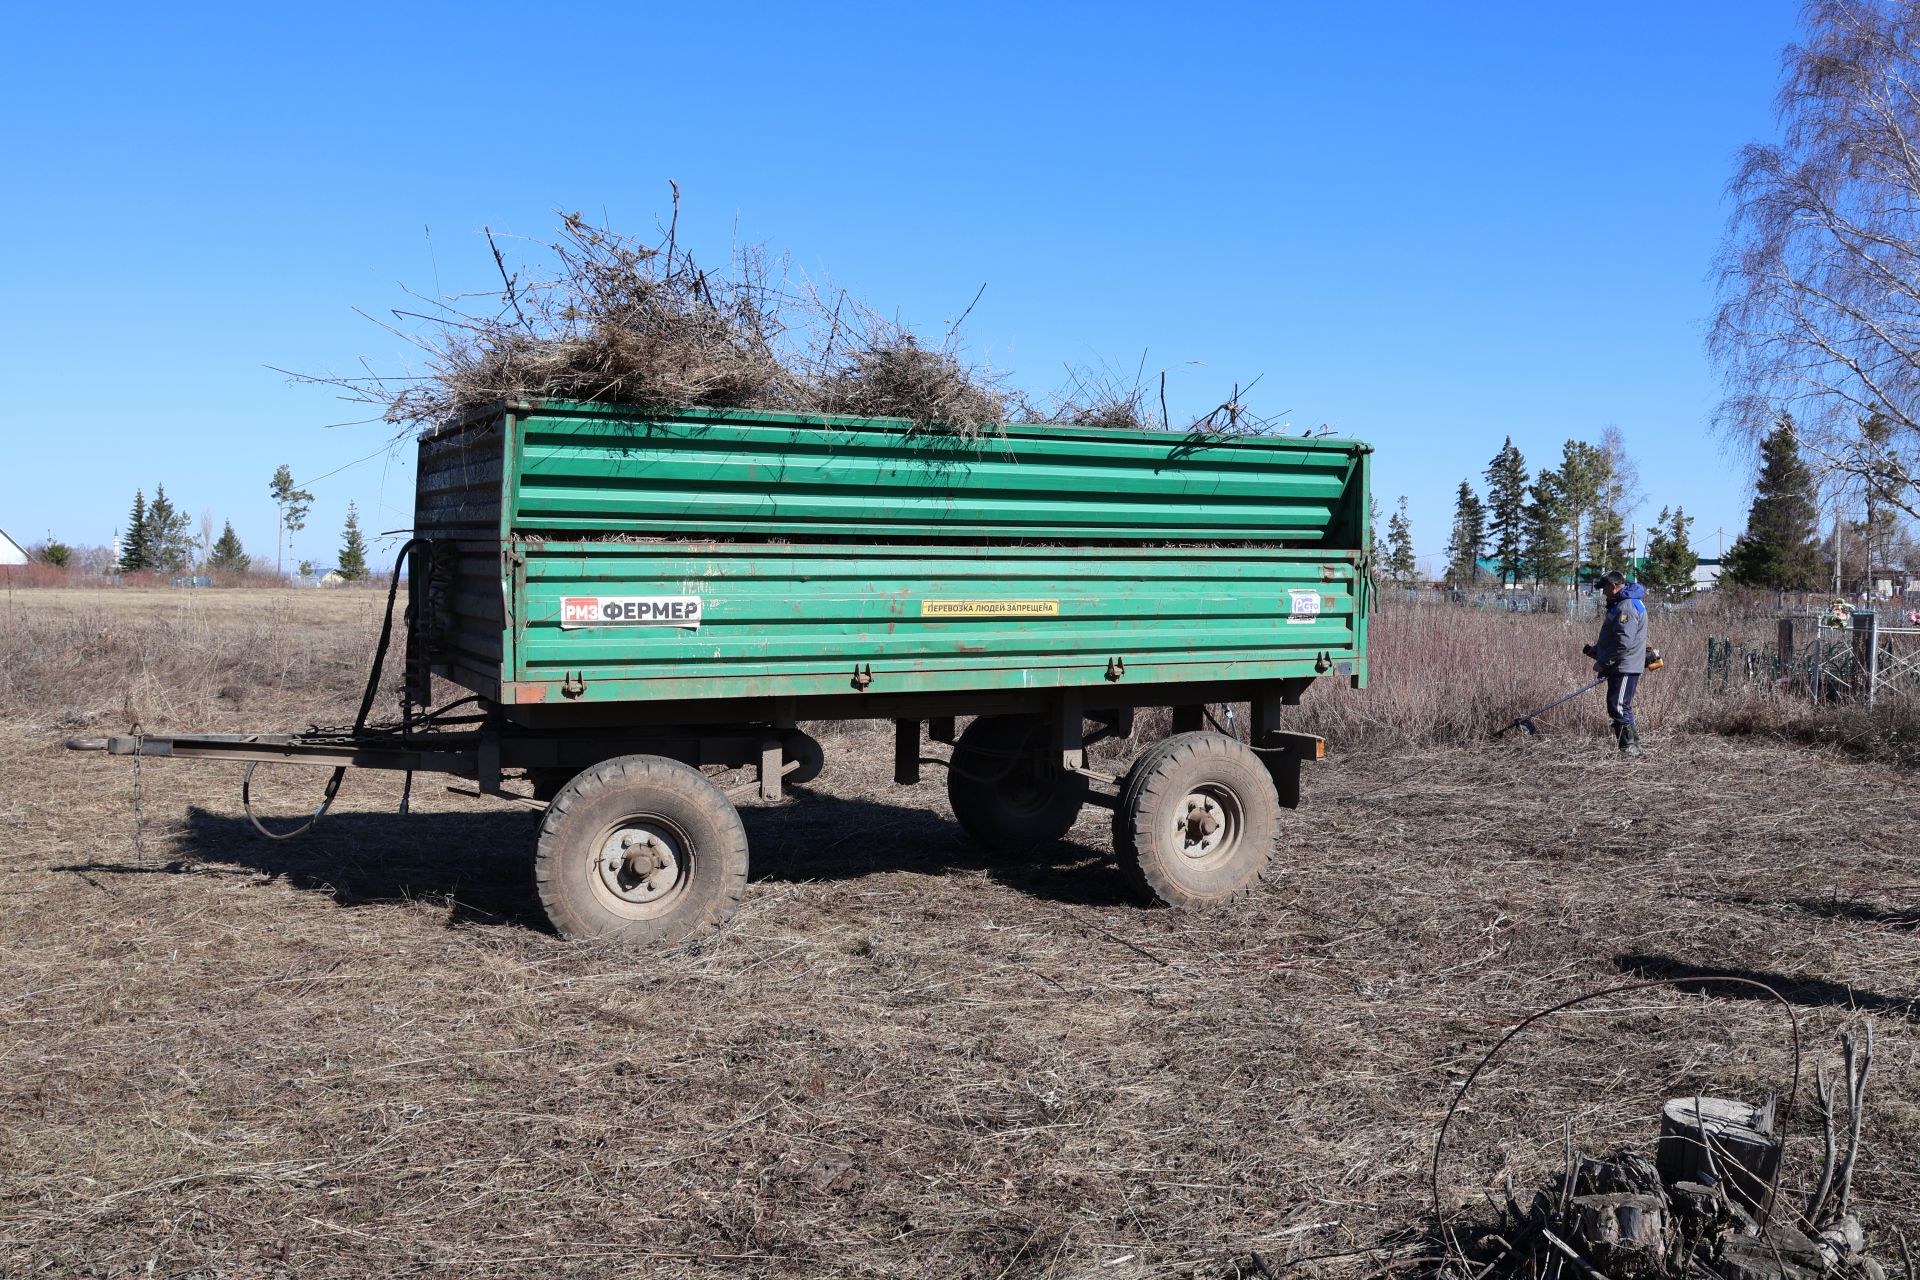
[1707,611,1920,705]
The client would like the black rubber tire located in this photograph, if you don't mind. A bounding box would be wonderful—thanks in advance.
[534,755,749,943]
[946,714,1089,853]
[527,768,576,803]
[1113,731,1278,908]
[778,730,826,786]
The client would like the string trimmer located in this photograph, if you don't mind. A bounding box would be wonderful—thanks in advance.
[1493,677,1605,737]
[1494,648,1662,738]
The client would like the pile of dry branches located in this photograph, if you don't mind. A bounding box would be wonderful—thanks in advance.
[302,198,1278,439]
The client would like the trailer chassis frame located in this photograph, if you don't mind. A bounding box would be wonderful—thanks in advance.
[66,676,1325,813]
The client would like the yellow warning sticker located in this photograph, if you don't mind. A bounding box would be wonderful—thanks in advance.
[921,599,1060,618]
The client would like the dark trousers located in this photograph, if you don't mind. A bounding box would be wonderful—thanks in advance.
[1606,673,1640,727]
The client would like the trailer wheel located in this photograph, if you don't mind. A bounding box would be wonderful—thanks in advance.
[778,730,825,786]
[527,769,576,802]
[947,715,1088,852]
[535,755,749,943]
[1114,732,1277,908]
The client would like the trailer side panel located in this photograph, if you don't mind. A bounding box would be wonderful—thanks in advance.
[417,401,1371,710]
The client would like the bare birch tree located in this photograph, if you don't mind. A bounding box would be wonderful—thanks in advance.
[1713,0,1920,518]
[1589,425,1642,570]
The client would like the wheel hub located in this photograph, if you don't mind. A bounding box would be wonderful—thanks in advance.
[1177,792,1228,858]
[598,826,682,904]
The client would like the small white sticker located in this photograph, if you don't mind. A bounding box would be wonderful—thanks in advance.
[560,596,702,630]
[1287,589,1322,625]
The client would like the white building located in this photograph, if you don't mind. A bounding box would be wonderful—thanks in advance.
[0,528,27,567]
[1691,557,1723,592]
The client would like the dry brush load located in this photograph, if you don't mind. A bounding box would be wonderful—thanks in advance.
[301,199,1274,439]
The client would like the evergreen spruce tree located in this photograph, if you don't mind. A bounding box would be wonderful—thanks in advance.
[208,521,251,574]
[1556,440,1606,587]
[1483,438,1528,585]
[1444,482,1485,584]
[144,485,194,573]
[37,541,72,569]
[1522,468,1569,585]
[1641,507,1700,599]
[1722,416,1823,590]
[119,491,150,572]
[1385,496,1417,582]
[337,503,369,581]
[1591,514,1632,576]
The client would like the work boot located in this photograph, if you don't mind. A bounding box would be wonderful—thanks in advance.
[1617,723,1642,757]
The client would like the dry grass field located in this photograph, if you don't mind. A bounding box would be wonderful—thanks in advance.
[3,587,390,622]
[2,589,1916,1278]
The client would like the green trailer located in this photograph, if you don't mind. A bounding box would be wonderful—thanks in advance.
[72,400,1372,942]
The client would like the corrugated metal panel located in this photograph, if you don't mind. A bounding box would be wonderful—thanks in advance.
[414,419,508,697]
[512,542,1364,703]
[511,402,1364,543]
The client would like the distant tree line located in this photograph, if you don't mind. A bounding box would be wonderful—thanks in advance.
[85,465,373,581]
[113,483,254,577]
[1398,429,1703,599]
[1376,413,1919,599]
[116,486,198,574]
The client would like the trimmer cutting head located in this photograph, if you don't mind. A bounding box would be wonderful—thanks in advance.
[1492,674,1609,739]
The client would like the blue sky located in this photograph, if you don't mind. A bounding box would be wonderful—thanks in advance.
[1,1,1803,574]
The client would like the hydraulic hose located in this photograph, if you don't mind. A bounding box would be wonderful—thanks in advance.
[243,538,429,840]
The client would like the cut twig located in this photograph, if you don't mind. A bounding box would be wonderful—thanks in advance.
[1538,1229,1609,1280]
[1807,1064,1839,1226]
[485,226,527,331]
[1836,1022,1874,1218]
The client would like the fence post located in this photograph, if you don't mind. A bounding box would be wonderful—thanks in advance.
[1853,610,1880,708]
[1812,625,1824,704]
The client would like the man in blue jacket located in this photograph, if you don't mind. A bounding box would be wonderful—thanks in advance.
[1584,570,1648,756]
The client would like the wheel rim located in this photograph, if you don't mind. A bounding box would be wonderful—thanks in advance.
[1172,784,1242,867]
[589,817,692,919]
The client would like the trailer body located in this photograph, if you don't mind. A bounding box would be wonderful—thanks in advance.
[412,401,1371,717]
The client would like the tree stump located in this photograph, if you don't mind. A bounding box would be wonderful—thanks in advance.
[1569,1193,1667,1278]
[1575,1152,1663,1197]
[1655,1097,1780,1214]
[1667,1180,1727,1232]
[1718,1225,1824,1280]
